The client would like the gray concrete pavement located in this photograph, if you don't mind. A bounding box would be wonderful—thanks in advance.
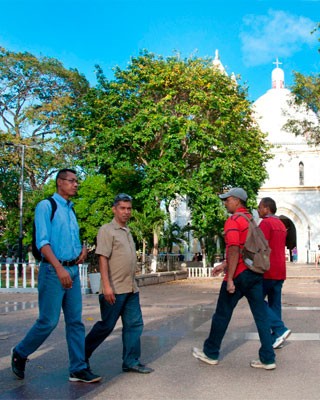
[0,263,319,399]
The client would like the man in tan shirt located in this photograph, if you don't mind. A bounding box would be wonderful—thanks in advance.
[85,193,153,374]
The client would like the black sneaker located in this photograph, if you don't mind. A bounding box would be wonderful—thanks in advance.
[85,358,91,371]
[69,368,101,383]
[11,347,28,380]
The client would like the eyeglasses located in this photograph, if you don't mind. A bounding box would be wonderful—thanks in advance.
[113,193,132,205]
[59,178,79,184]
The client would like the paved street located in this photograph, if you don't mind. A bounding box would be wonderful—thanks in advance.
[0,263,319,400]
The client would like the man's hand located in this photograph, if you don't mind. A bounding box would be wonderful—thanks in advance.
[103,285,116,305]
[227,279,235,294]
[40,244,73,289]
[77,246,88,264]
[56,266,73,289]
[211,262,226,276]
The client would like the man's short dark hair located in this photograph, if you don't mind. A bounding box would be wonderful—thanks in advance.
[113,193,132,206]
[56,168,77,188]
[261,197,277,214]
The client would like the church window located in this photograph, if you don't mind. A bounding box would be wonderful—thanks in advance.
[299,162,304,185]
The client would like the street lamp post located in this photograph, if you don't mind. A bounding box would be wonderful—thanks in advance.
[5,142,36,277]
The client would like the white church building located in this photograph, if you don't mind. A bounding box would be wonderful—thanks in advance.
[254,61,320,263]
[170,53,320,264]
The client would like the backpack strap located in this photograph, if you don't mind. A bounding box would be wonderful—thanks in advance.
[46,196,76,219]
[234,212,253,223]
[47,196,57,221]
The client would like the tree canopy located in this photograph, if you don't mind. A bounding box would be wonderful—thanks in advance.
[69,51,271,260]
[284,23,320,145]
[0,47,89,253]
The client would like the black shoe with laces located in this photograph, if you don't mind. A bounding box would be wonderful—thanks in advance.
[11,347,28,380]
[69,368,101,383]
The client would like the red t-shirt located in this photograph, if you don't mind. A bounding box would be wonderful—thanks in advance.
[223,207,250,281]
[259,216,287,280]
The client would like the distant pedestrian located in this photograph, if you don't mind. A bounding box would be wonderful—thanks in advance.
[292,247,298,263]
[315,245,320,267]
[192,188,275,370]
[258,197,291,349]
[85,193,153,374]
[5,255,13,264]
[11,168,101,383]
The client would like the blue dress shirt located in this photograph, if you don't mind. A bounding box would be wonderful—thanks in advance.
[35,192,82,261]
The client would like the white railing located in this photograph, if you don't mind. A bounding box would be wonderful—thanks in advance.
[0,263,89,292]
[188,267,214,278]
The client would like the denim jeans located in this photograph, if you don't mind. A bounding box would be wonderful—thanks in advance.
[85,292,144,368]
[203,269,275,364]
[15,263,87,373]
[263,279,288,337]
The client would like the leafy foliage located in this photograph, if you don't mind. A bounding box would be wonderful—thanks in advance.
[0,46,90,252]
[284,24,320,145]
[70,51,271,258]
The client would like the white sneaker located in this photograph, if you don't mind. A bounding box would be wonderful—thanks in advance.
[250,360,276,370]
[192,347,218,365]
[272,336,285,349]
[280,329,292,341]
[273,329,292,349]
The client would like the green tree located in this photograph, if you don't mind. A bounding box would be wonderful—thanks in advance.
[0,46,89,251]
[284,23,320,145]
[70,51,271,263]
[74,174,113,245]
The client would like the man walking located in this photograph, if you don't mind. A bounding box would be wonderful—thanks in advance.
[258,197,291,349]
[192,188,276,370]
[11,169,101,383]
[85,193,153,374]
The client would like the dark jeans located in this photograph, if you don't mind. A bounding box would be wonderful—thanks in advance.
[203,269,275,364]
[85,292,144,368]
[263,279,288,337]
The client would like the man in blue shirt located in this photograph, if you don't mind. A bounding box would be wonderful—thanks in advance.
[11,169,101,383]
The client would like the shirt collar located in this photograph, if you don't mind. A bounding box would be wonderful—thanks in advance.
[111,218,129,231]
[53,192,74,208]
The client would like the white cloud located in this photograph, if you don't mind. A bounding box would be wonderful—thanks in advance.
[240,10,317,66]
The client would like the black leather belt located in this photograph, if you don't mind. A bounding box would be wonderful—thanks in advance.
[60,259,78,266]
[42,258,78,266]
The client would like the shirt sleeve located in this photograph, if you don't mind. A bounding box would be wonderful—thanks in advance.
[35,200,53,251]
[95,225,113,258]
[224,217,240,247]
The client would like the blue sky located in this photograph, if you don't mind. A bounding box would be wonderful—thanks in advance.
[0,0,319,101]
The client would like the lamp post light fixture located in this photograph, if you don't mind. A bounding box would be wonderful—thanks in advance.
[4,142,38,277]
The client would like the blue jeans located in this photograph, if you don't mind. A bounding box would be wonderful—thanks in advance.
[85,292,144,368]
[15,263,87,373]
[203,269,275,364]
[263,279,288,337]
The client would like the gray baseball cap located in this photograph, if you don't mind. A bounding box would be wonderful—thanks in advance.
[219,187,248,202]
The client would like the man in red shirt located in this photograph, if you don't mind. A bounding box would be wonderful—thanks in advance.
[258,197,291,349]
[192,188,275,370]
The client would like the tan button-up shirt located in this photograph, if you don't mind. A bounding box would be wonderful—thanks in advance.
[95,218,138,294]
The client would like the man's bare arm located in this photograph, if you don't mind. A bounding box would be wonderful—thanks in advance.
[226,245,240,294]
[100,255,115,304]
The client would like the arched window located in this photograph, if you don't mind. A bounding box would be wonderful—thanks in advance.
[299,162,304,185]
